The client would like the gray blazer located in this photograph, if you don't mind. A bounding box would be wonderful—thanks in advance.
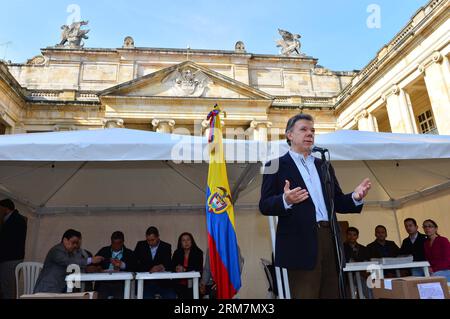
[34,243,88,293]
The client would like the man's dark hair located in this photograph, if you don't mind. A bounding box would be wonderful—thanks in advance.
[111,231,125,242]
[347,227,359,236]
[404,218,417,226]
[285,113,314,146]
[0,198,15,211]
[375,225,387,232]
[146,226,159,237]
[61,229,82,242]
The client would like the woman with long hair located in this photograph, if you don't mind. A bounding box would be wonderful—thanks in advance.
[172,232,204,299]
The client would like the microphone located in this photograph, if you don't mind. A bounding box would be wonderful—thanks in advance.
[311,146,328,153]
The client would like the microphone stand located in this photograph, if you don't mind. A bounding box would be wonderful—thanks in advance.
[317,149,347,299]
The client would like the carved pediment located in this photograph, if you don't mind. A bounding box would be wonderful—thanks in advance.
[162,66,212,97]
[99,61,273,100]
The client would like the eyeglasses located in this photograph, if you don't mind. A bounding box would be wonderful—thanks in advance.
[422,225,435,228]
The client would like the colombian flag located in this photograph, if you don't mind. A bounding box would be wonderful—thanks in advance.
[205,105,241,299]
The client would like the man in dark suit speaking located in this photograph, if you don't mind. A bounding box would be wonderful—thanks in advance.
[259,113,371,299]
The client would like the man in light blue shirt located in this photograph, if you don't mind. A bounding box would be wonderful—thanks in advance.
[260,113,371,299]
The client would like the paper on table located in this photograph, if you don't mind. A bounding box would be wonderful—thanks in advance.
[417,282,445,299]
[384,279,393,290]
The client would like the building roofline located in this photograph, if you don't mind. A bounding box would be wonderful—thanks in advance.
[334,0,448,110]
[35,46,319,61]
[0,61,28,102]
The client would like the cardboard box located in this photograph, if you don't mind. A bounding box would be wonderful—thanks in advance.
[20,292,98,299]
[372,276,449,299]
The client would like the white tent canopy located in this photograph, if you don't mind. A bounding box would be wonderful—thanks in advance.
[0,128,450,161]
[1,128,449,299]
[0,129,449,214]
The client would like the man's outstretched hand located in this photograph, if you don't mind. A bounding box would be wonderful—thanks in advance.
[284,180,309,205]
[353,178,372,201]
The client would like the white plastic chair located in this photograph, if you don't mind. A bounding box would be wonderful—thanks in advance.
[15,262,44,298]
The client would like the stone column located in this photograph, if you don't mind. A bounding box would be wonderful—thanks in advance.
[103,119,124,129]
[420,51,450,134]
[152,119,175,133]
[356,110,378,132]
[249,120,273,141]
[382,85,416,133]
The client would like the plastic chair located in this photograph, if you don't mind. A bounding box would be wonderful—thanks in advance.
[15,262,43,298]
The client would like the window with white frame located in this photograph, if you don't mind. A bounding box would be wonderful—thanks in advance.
[418,110,438,134]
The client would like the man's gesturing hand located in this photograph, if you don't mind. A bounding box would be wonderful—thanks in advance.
[353,178,371,201]
[284,180,309,205]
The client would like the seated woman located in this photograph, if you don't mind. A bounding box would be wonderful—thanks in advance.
[423,219,450,282]
[172,232,203,299]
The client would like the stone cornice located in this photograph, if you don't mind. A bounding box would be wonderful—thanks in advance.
[0,61,27,103]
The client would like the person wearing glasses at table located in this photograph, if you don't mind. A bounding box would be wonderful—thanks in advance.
[422,219,450,282]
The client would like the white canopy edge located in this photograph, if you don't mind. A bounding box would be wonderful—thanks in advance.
[0,129,449,162]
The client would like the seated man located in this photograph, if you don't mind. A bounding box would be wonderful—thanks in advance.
[399,218,427,276]
[134,226,175,299]
[343,226,369,298]
[366,225,400,259]
[343,227,368,263]
[95,231,137,299]
[34,229,103,293]
[367,225,399,278]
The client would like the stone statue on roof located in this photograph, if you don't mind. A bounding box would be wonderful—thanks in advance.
[276,28,301,56]
[58,20,90,48]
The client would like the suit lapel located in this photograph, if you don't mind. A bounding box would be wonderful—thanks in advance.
[282,152,307,190]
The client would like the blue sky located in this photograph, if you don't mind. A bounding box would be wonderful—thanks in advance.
[0,0,428,70]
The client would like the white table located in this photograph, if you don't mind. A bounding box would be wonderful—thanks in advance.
[65,272,134,299]
[135,271,201,299]
[343,261,430,299]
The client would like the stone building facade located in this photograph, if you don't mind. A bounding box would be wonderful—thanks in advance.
[0,0,448,141]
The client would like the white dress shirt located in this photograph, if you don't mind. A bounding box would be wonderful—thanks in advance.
[283,150,363,221]
[150,242,160,259]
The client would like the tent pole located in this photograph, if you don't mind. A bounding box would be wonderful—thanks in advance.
[0,185,37,210]
[31,214,41,261]
[39,161,88,208]
[164,161,205,194]
[392,208,403,246]
[231,163,260,204]
[268,215,287,299]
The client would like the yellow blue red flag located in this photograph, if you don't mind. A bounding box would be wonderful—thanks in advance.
[205,105,241,299]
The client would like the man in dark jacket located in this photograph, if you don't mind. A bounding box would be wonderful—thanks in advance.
[0,199,27,299]
[259,114,371,299]
[343,227,368,263]
[399,218,427,276]
[367,225,400,259]
[134,226,175,299]
[95,231,137,299]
